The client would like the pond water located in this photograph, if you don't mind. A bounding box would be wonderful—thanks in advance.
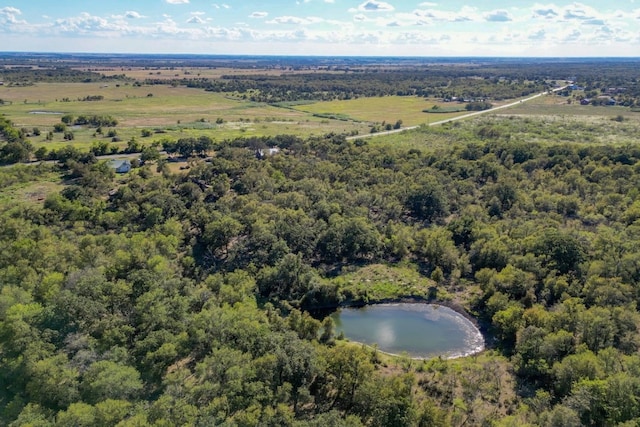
[330,303,484,359]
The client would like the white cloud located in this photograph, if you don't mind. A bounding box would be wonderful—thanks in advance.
[266,16,323,25]
[563,3,600,20]
[414,6,476,22]
[0,6,26,25]
[53,12,115,34]
[485,10,512,22]
[213,3,230,9]
[354,1,395,13]
[125,11,144,19]
[0,6,21,15]
[187,16,205,24]
[267,16,308,25]
[165,0,189,4]
[528,28,546,40]
[1,1,638,56]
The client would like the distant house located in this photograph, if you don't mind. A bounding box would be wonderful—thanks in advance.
[580,98,591,105]
[597,95,617,105]
[605,87,626,95]
[255,147,280,159]
[108,159,132,173]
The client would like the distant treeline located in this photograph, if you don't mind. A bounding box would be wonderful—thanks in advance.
[143,72,547,102]
[0,67,129,84]
[141,60,640,104]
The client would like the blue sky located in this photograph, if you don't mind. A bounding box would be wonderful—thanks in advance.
[1,1,638,56]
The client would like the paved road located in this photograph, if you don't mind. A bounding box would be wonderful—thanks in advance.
[346,86,567,141]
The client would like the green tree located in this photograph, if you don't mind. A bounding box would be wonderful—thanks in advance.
[80,361,143,404]
[26,355,80,410]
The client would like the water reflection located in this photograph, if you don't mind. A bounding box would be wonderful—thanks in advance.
[330,303,484,359]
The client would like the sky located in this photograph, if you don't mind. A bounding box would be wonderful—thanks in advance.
[0,1,639,57]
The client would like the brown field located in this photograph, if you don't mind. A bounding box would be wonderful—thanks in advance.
[77,66,353,81]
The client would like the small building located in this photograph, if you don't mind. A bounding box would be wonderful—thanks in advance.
[597,95,617,105]
[580,98,591,105]
[255,147,280,159]
[108,159,132,173]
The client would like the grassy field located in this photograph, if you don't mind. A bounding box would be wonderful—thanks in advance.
[0,165,64,205]
[334,263,444,302]
[82,66,351,80]
[3,81,638,156]
[355,91,640,149]
[504,92,638,118]
[291,95,469,127]
[0,82,370,151]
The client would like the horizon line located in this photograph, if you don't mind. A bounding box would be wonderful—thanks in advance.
[1,51,640,60]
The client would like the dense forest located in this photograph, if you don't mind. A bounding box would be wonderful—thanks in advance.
[3,112,640,425]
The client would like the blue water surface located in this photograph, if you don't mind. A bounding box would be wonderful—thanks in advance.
[331,303,484,359]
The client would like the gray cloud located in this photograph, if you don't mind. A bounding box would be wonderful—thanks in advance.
[357,1,395,12]
[485,10,512,22]
[533,8,558,18]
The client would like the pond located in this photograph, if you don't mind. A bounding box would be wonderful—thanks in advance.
[330,303,484,359]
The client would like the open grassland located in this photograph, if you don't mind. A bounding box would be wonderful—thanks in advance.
[0,165,63,205]
[3,82,638,155]
[83,66,350,80]
[0,82,370,150]
[504,92,638,118]
[369,110,640,152]
[291,95,469,127]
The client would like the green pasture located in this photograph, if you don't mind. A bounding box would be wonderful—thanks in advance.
[0,82,370,150]
[3,82,638,155]
[0,165,63,205]
[333,263,444,302]
[367,107,640,151]
[290,95,470,127]
[504,92,640,119]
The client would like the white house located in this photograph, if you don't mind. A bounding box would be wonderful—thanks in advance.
[108,159,132,173]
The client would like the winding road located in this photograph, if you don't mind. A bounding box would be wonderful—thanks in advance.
[346,86,568,141]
